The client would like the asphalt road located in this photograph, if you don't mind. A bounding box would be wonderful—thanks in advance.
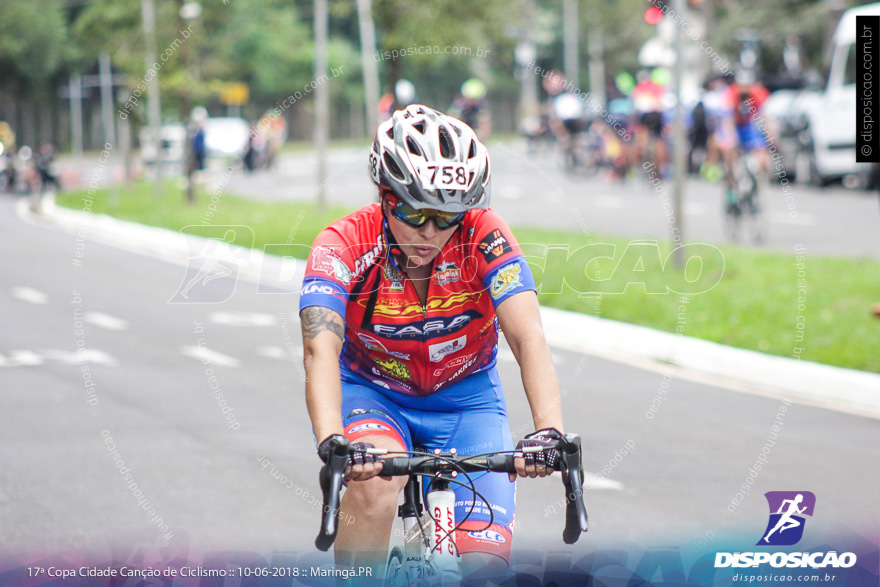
[2,195,879,565]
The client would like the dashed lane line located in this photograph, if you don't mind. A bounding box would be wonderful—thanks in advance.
[180,345,241,368]
[11,287,49,304]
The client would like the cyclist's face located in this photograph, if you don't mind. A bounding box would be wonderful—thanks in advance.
[383,198,459,269]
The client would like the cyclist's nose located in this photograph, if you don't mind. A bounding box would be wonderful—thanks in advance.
[418,219,439,238]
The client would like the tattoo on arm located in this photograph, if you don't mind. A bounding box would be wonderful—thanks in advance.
[300,307,345,343]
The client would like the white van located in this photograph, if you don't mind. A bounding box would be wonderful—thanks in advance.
[798,2,880,186]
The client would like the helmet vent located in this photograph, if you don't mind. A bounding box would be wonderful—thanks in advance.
[412,121,426,134]
[383,152,405,181]
[468,139,477,158]
[406,136,422,156]
[437,125,455,158]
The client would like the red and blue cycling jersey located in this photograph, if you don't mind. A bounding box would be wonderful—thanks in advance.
[298,202,536,397]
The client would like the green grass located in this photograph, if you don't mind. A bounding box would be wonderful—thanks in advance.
[514,228,880,373]
[56,182,880,373]
[58,180,352,252]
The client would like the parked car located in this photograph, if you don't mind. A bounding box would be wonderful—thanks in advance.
[795,2,880,188]
[761,88,805,183]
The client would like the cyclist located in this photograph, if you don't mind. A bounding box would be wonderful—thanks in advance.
[717,69,771,208]
[448,78,491,142]
[632,70,668,176]
[299,104,566,575]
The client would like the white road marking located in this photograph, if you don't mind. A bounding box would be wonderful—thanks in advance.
[180,345,241,367]
[12,287,48,304]
[770,212,817,226]
[0,349,118,367]
[0,350,44,367]
[256,346,286,359]
[684,202,707,215]
[41,349,118,366]
[584,472,625,491]
[209,311,277,327]
[83,311,129,331]
[595,196,623,209]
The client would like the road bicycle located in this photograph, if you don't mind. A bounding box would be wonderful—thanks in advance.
[315,434,589,584]
[724,147,766,244]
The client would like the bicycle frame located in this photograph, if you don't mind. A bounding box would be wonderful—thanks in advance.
[388,458,461,583]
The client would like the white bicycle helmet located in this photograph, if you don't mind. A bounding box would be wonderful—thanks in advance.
[369,104,491,212]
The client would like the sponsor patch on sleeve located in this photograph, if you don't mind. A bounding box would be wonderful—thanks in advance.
[311,246,352,285]
[478,229,512,262]
[489,262,523,300]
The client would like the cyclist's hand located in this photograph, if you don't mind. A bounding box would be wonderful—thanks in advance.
[317,435,383,482]
[511,428,564,481]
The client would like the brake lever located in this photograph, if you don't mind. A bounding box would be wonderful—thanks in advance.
[315,436,351,551]
[560,433,589,544]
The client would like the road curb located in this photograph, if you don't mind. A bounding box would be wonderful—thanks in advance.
[27,198,880,421]
[539,308,880,420]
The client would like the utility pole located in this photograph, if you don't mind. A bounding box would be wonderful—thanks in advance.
[516,0,538,126]
[357,0,380,137]
[563,0,579,86]
[68,75,83,155]
[179,0,201,204]
[314,0,329,212]
[99,53,120,206]
[671,0,686,265]
[141,0,162,194]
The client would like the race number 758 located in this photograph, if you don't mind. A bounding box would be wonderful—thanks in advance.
[424,164,468,189]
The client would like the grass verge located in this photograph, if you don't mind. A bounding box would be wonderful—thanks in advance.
[56,182,880,373]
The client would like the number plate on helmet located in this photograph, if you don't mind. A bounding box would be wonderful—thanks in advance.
[416,163,469,189]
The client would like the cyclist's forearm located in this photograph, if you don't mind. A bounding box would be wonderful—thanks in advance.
[517,339,565,433]
[304,350,344,442]
[497,293,565,433]
[300,306,346,442]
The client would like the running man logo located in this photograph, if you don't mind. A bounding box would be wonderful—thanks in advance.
[169,226,255,304]
[758,491,816,546]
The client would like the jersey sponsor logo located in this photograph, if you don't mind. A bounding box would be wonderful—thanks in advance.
[433,353,480,390]
[428,334,467,362]
[374,357,413,381]
[433,261,461,286]
[359,291,483,318]
[348,422,391,435]
[466,529,507,544]
[301,280,347,303]
[478,229,512,262]
[356,333,411,360]
[372,310,482,340]
[311,246,352,285]
[489,262,523,300]
[352,233,386,280]
[384,264,405,293]
[432,352,476,376]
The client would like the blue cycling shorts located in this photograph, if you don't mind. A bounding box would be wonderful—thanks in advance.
[736,122,767,151]
[340,364,516,561]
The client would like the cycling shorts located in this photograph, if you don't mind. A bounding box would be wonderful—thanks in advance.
[340,363,516,562]
[736,123,767,151]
